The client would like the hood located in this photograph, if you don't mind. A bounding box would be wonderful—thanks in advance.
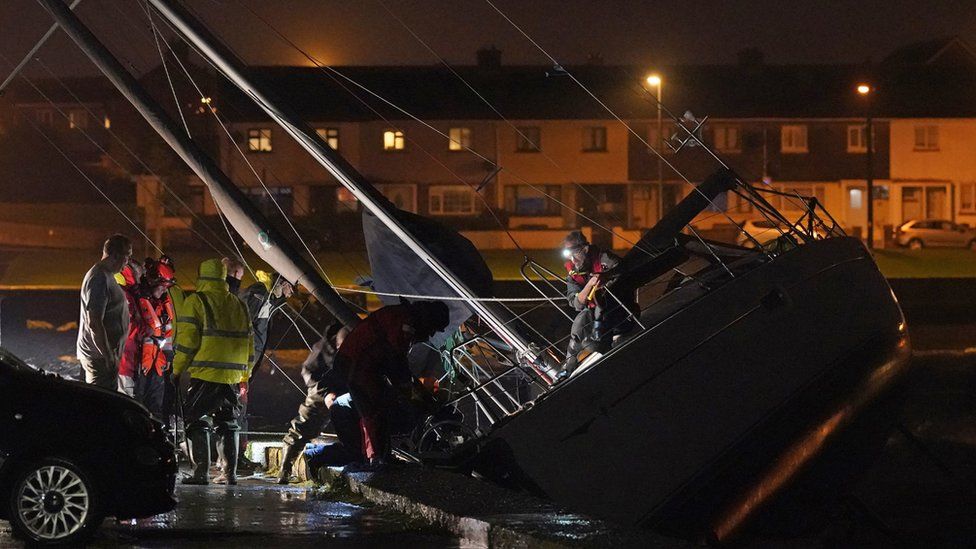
[196,258,229,294]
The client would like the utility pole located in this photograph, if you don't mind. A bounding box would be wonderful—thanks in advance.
[858,83,875,249]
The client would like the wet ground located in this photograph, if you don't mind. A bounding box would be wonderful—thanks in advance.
[0,478,460,548]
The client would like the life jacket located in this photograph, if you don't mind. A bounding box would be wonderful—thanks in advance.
[138,293,175,376]
[173,259,254,384]
[565,246,605,308]
[116,264,143,378]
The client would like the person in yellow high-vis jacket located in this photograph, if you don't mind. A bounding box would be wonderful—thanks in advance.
[173,258,254,485]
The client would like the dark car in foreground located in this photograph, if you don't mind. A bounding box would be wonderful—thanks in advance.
[0,347,176,545]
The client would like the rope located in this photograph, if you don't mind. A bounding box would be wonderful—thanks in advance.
[19,112,164,254]
[333,286,561,303]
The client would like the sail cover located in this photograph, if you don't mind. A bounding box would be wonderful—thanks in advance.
[363,208,494,346]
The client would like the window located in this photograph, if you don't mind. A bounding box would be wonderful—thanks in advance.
[515,126,541,152]
[68,109,87,129]
[247,128,272,152]
[847,125,870,153]
[960,182,976,212]
[335,187,359,213]
[429,185,475,215]
[448,127,471,151]
[582,126,607,152]
[36,109,54,125]
[242,186,292,216]
[504,185,562,215]
[316,128,340,150]
[914,125,939,151]
[849,188,863,210]
[713,125,740,152]
[383,130,405,151]
[780,125,808,153]
[647,125,673,154]
[769,185,826,211]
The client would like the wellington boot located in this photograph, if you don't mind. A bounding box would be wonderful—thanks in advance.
[183,428,211,485]
[216,431,239,485]
[277,442,305,485]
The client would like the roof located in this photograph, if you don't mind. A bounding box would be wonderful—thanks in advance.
[207,60,976,123]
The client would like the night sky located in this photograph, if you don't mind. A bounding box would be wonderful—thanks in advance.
[1,0,974,79]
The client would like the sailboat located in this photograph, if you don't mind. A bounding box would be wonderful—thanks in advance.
[37,0,911,542]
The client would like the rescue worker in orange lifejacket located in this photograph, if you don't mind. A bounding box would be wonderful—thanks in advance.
[116,260,144,397]
[561,230,624,374]
[136,256,178,421]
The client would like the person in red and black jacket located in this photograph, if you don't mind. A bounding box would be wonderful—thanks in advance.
[561,230,625,373]
[332,301,450,469]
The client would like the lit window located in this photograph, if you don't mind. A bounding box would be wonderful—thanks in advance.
[582,126,607,152]
[335,187,359,213]
[247,128,272,152]
[448,127,471,151]
[780,125,808,153]
[914,125,939,151]
[383,130,405,151]
[103,116,111,129]
[960,182,976,212]
[515,126,541,152]
[847,125,871,153]
[713,125,740,152]
[429,185,475,215]
[68,109,87,130]
[315,128,340,150]
[849,188,863,210]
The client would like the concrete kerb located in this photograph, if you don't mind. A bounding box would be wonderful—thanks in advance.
[315,465,688,549]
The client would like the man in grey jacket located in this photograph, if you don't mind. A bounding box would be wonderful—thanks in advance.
[77,234,132,390]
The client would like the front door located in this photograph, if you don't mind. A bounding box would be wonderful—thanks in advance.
[926,187,948,219]
[847,186,867,237]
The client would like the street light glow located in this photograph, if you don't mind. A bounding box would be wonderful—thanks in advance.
[857,84,871,95]
[646,74,662,87]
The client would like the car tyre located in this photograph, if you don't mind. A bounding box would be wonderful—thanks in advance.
[7,457,101,546]
[908,238,924,250]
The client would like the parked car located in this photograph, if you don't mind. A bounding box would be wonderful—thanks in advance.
[894,219,976,249]
[735,219,785,247]
[0,347,176,545]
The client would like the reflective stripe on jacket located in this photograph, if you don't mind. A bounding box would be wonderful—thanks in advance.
[173,260,254,384]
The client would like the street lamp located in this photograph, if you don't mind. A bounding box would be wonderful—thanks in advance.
[646,74,663,219]
[857,83,874,249]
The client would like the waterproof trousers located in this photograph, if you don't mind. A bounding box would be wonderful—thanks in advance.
[183,379,242,481]
[136,367,166,421]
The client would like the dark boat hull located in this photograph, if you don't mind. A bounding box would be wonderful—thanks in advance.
[471,237,911,541]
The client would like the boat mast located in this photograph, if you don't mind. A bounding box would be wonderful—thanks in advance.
[35,0,361,329]
[146,0,537,360]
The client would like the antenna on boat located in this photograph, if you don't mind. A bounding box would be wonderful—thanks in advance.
[144,0,542,364]
[34,0,361,330]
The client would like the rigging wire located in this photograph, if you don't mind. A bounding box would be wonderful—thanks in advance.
[17,111,164,255]
[27,56,239,258]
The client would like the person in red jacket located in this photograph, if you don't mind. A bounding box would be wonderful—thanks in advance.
[135,257,177,420]
[116,260,144,397]
[333,301,450,468]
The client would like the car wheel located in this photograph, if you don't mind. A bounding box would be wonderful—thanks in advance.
[8,457,101,545]
[908,238,924,250]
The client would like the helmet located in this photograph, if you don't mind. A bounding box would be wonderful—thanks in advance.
[145,255,177,287]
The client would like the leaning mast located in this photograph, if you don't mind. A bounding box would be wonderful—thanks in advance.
[36,0,361,329]
[146,0,539,361]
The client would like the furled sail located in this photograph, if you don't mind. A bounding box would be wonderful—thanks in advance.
[363,208,493,346]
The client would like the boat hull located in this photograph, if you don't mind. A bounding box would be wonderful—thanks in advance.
[470,237,911,540]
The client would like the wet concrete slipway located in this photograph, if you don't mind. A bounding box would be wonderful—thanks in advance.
[0,480,462,548]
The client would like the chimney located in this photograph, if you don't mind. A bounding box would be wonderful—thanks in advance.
[477,46,502,69]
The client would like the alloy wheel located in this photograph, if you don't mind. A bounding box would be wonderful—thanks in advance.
[15,464,90,541]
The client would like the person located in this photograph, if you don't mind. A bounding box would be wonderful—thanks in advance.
[277,322,350,484]
[222,256,245,295]
[116,260,146,397]
[561,230,626,373]
[333,301,450,469]
[135,257,178,421]
[239,270,294,471]
[173,259,255,485]
[77,234,132,390]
